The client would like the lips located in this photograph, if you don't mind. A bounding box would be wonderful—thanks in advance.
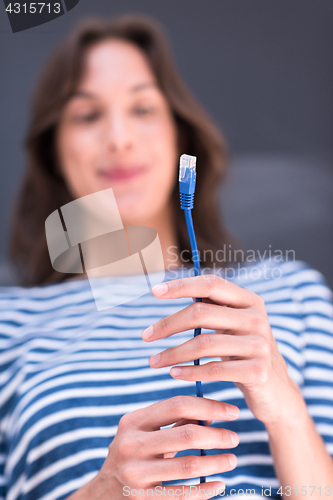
[98,164,147,182]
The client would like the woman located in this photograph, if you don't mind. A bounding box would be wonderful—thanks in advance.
[1,14,333,500]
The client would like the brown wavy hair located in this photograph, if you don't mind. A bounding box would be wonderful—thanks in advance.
[9,13,234,286]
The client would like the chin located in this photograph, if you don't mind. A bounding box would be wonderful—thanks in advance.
[91,180,163,225]
[116,202,150,226]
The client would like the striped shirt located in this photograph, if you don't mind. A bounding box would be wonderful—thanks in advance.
[0,259,332,500]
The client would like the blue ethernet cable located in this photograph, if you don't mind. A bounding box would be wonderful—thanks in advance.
[179,154,207,484]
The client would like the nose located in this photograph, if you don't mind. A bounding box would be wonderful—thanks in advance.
[105,108,133,153]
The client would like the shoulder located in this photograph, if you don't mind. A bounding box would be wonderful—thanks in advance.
[0,278,76,295]
[0,277,91,303]
[0,278,93,336]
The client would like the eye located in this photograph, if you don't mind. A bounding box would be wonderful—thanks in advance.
[72,111,101,123]
[133,106,156,116]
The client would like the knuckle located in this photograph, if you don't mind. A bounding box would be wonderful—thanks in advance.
[191,301,203,321]
[258,338,271,358]
[172,278,186,293]
[249,314,260,330]
[169,395,189,416]
[180,424,199,446]
[209,361,222,378]
[120,462,138,484]
[202,273,221,288]
[220,428,234,447]
[196,333,213,353]
[182,456,199,477]
[254,360,269,384]
[250,314,267,335]
[203,274,226,295]
[258,317,268,336]
[250,335,270,358]
[191,301,209,321]
[213,400,227,418]
[158,316,169,334]
[117,436,134,458]
[118,412,132,430]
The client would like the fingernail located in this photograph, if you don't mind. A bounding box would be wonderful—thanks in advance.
[228,454,237,468]
[231,432,239,446]
[142,325,154,340]
[226,405,240,418]
[170,367,182,377]
[150,353,160,367]
[152,283,168,296]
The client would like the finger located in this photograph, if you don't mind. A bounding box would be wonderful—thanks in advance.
[164,419,214,458]
[158,481,226,499]
[142,301,266,341]
[144,423,239,456]
[149,452,237,482]
[152,274,264,310]
[169,358,259,384]
[124,395,240,431]
[149,333,264,368]
[163,419,213,458]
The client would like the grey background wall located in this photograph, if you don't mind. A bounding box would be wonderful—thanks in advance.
[0,0,332,286]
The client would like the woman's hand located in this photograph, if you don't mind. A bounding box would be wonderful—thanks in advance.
[143,274,304,429]
[86,395,239,499]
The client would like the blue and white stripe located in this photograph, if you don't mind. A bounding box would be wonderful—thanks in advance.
[0,259,332,500]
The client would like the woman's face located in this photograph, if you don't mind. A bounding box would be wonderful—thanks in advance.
[56,39,179,225]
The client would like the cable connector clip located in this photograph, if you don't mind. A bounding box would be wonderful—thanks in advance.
[179,154,197,209]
